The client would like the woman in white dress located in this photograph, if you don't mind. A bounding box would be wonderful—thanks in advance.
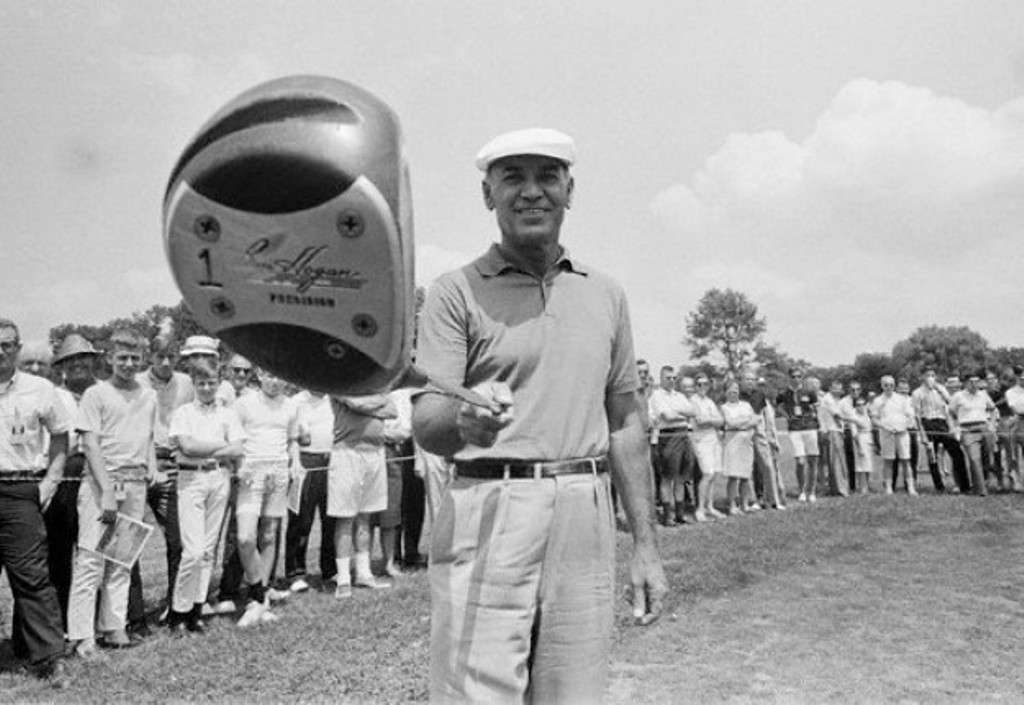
[851,395,876,493]
[721,382,759,514]
[691,374,725,521]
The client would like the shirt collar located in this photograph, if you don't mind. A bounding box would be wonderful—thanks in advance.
[0,371,20,396]
[473,243,588,278]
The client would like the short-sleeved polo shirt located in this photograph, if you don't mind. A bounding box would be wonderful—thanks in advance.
[168,400,245,460]
[416,243,640,462]
[77,379,157,471]
[0,372,70,471]
[234,391,299,460]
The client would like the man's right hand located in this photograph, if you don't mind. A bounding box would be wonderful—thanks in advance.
[456,382,514,448]
[100,487,118,524]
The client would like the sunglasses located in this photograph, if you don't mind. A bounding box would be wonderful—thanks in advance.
[232,367,252,373]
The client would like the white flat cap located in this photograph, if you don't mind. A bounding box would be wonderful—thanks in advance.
[180,335,219,357]
[475,128,575,171]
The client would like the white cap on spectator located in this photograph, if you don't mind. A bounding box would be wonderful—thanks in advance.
[180,335,219,357]
[475,128,576,171]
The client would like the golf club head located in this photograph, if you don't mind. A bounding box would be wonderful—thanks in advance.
[163,75,415,396]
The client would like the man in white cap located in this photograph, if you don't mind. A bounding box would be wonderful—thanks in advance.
[413,128,667,703]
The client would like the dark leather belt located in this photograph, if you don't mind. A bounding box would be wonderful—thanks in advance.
[155,446,174,461]
[177,459,228,472]
[659,426,688,435]
[960,422,986,430]
[455,457,607,480]
[0,469,44,482]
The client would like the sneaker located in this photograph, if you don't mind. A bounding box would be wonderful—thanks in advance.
[335,582,352,599]
[744,503,762,513]
[289,577,310,593]
[354,574,391,590]
[213,600,237,615]
[693,509,708,523]
[200,603,217,617]
[808,493,817,503]
[237,600,267,628]
[797,492,807,503]
[707,507,726,519]
[72,637,102,660]
[259,610,280,624]
[266,587,290,603]
[726,505,742,516]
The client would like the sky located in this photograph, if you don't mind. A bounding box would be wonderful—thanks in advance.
[2,0,1023,366]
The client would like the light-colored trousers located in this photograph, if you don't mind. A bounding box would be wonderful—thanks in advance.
[430,472,614,705]
[67,476,147,641]
[419,449,453,524]
[172,468,230,612]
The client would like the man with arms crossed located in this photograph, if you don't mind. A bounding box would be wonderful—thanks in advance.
[68,329,157,654]
[166,359,244,632]
[0,319,69,680]
[413,129,667,704]
[648,365,695,525]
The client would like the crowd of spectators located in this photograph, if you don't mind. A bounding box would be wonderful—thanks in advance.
[636,359,1024,527]
[0,321,451,682]
[4,312,1023,683]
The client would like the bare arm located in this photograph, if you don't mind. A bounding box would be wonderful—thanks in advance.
[606,390,667,624]
[413,384,513,458]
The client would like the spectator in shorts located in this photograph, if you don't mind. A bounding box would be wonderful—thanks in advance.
[775,368,820,502]
[648,365,695,525]
[285,387,337,593]
[870,375,918,496]
[68,328,157,654]
[166,359,243,633]
[721,381,759,514]
[949,370,996,496]
[232,368,300,627]
[329,394,398,597]
[691,374,724,521]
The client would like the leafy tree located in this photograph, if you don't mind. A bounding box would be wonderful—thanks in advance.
[752,341,807,394]
[50,301,208,354]
[890,325,989,381]
[989,346,1024,375]
[684,288,767,375]
[849,352,896,391]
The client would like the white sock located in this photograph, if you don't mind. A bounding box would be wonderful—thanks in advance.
[354,551,371,578]
[336,557,351,585]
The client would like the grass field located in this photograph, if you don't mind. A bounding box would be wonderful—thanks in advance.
[3,459,1024,703]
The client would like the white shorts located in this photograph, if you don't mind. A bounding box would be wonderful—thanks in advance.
[788,429,820,458]
[236,458,290,519]
[327,445,387,518]
[878,429,911,461]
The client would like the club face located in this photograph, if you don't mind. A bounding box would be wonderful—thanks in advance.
[164,76,415,396]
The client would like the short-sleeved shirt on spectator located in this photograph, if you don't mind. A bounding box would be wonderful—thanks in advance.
[77,380,157,471]
[0,371,70,471]
[168,400,245,458]
[234,391,299,461]
[775,388,819,432]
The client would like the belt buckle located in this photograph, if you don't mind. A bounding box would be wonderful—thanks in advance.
[532,462,543,480]
[502,463,512,481]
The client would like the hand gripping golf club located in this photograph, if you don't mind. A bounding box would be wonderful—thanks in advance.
[163,75,490,408]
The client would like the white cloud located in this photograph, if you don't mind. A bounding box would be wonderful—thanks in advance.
[649,79,1024,363]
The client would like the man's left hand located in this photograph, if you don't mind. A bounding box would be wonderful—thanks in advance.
[629,541,668,626]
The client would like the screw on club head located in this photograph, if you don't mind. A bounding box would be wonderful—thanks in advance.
[209,297,235,319]
[325,341,348,360]
[337,210,364,238]
[352,314,377,337]
[194,215,221,242]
